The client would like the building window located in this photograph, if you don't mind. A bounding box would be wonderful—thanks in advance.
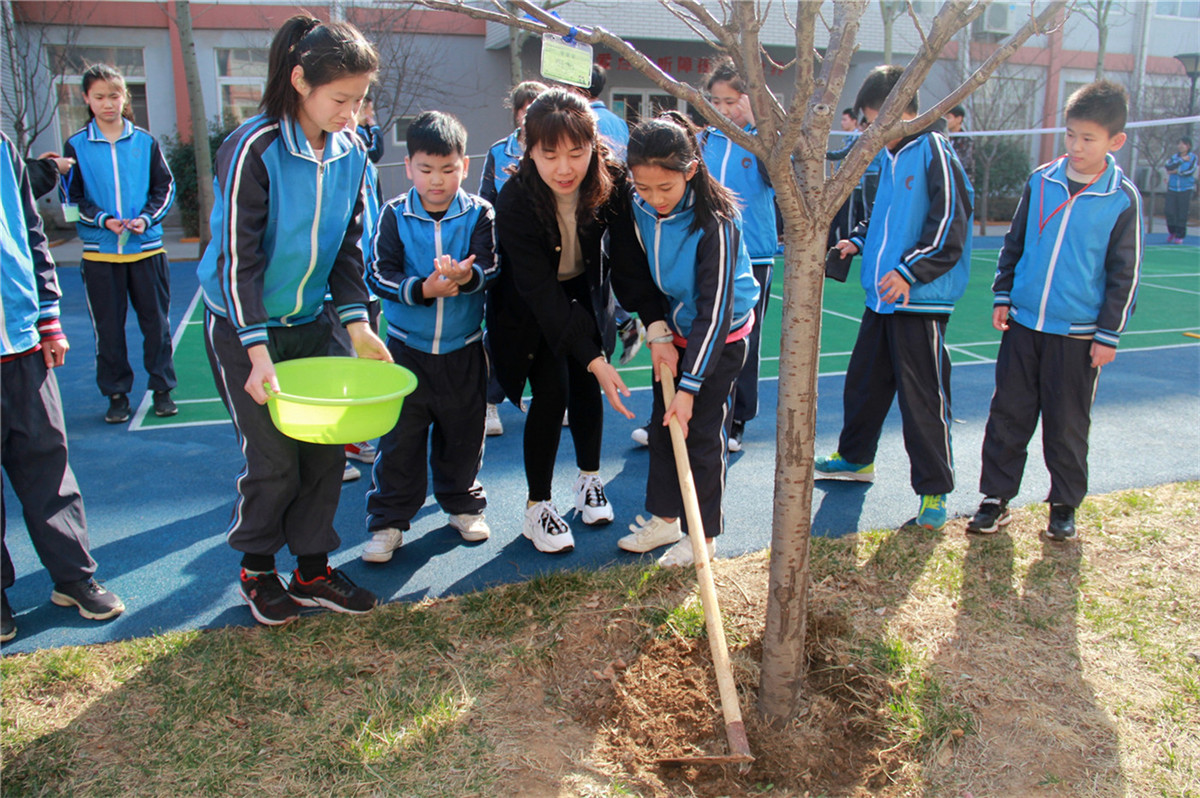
[50,45,147,146]
[1155,0,1200,17]
[612,91,683,126]
[216,48,268,126]
[390,115,417,148]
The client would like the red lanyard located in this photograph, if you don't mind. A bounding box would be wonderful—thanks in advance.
[1038,161,1104,236]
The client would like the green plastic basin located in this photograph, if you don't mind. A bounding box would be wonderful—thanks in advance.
[266,357,417,445]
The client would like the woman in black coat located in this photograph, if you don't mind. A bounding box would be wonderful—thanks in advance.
[488,88,641,555]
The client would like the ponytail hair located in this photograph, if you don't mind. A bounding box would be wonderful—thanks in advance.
[81,64,134,122]
[627,110,737,234]
[261,15,379,120]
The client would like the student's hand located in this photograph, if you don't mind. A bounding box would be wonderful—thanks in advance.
[126,217,147,234]
[435,253,476,285]
[835,239,859,258]
[992,305,1010,331]
[649,341,679,382]
[878,270,910,306]
[42,336,69,368]
[1090,341,1116,369]
[105,218,125,235]
[664,390,694,439]
[37,152,74,175]
[346,321,394,362]
[422,271,460,298]
[245,345,278,405]
[588,357,635,419]
[736,93,755,126]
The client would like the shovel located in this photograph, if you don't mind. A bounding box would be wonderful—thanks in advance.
[655,362,754,768]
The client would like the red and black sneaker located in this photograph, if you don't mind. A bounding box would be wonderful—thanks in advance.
[288,567,377,614]
[239,570,300,626]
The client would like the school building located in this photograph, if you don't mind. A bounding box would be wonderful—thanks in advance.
[4,0,1198,216]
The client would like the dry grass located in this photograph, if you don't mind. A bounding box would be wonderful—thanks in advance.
[2,483,1198,797]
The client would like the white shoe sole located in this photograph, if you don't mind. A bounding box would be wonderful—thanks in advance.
[523,525,574,554]
[813,469,874,483]
[50,591,125,620]
[618,530,682,553]
[576,504,614,525]
[449,516,490,542]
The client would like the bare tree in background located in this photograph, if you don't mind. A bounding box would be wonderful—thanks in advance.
[507,0,571,85]
[880,0,907,64]
[169,0,215,253]
[414,0,1068,725]
[1,0,91,155]
[1130,82,1191,235]
[1077,0,1127,81]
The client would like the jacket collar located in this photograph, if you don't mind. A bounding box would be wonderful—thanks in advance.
[503,128,523,159]
[86,118,134,143]
[401,186,472,221]
[892,117,946,155]
[1043,152,1122,195]
[632,184,696,222]
[278,116,357,164]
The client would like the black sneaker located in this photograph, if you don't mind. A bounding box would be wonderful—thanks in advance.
[105,393,130,424]
[966,497,1011,534]
[288,567,377,614]
[1,591,15,643]
[1045,504,1077,542]
[153,390,178,417]
[728,420,745,453]
[239,570,300,626]
[50,578,125,620]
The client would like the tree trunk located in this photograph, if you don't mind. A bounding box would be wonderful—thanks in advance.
[175,0,214,255]
[1095,24,1107,80]
[978,167,991,236]
[758,168,826,724]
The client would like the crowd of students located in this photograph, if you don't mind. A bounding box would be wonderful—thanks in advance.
[1,14,1144,638]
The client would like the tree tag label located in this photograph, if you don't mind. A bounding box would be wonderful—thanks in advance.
[540,33,593,88]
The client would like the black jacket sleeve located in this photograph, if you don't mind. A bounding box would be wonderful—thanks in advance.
[609,190,665,326]
[24,157,60,201]
[1094,185,1143,348]
[137,137,175,224]
[992,180,1032,303]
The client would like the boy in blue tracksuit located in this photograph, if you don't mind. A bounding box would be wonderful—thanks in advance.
[2,133,125,642]
[968,81,1142,542]
[819,65,974,531]
[700,59,779,452]
[362,111,497,563]
[1164,136,1197,243]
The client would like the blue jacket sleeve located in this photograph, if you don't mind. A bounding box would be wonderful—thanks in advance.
[896,138,973,285]
[63,139,111,230]
[678,219,738,394]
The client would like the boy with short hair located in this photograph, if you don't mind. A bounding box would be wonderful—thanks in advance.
[819,65,975,532]
[2,132,125,642]
[968,80,1142,542]
[362,111,497,563]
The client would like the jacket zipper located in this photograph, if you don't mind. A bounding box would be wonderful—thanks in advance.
[290,159,324,323]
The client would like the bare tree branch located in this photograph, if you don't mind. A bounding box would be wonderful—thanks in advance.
[660,0,725,53]
[905,0,929,50]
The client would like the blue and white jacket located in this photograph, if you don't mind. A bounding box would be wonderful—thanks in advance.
[591,101,630,163]
[1165,151,1197,192]
[63,119,175,255]
[994,153,1142,348]
[701,124,778,265]
[625,186,760,394]
[479,129,522,205]
[366,187,496,355]
[848,126,974,315]
[1,133,63,357]
[197,114,371,348]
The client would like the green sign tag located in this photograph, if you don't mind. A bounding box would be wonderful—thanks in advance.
[540,32,593,88]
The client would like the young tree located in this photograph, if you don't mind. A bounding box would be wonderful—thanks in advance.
[415,0,1068,724]
[1076,0,1127,81]
[170,0,214,253]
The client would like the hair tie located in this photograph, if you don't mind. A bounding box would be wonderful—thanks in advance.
[563,26,578,44]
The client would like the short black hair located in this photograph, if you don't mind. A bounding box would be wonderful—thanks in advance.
[406,110,467,157]
[587,65,607,99]
[947,105,966,119]
[1179,136,1193,150]
[854,65,917,115]
[1064,80,1128,136]
[842,107,855,118]
[706,57,746,94]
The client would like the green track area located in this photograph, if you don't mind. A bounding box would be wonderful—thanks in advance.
[133,246,1199,429]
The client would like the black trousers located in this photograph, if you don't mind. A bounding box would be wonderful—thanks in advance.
[366,339,487,531]
[646,338,746,538]
[204,311,344,559]
[979,321,1099,508]
[80,253,177,396]
[1165,189,1192,238]
[2,352,96,590]
[838,309,955,495]
[732,262,772,425]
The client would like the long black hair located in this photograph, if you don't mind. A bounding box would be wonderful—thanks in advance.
[627,110,737,234]
[260,15,378,121]
[81,64,134,122]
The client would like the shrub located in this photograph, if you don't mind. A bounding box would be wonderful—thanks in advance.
[164,116,237,237]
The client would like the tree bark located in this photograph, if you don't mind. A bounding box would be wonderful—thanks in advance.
[174,0,214,254]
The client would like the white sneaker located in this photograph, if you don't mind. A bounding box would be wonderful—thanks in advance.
[562,409,569,426]
[449,512,490,542]
[523,501,574,554]
[343,462,361,482]
[362,527,403,563]
[630,425,649,447]
[485,404,504,436]
[618,514,682,553]
[573,472,614,525]
[345,441,377,463]
[657,537,715,568]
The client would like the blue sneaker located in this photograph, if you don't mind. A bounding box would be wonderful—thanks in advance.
[814,452,875,482]
[916,494,947,531]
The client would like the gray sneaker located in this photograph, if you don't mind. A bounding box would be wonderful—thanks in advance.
[51,578,125,620]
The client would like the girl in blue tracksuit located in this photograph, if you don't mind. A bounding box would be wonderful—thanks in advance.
[700,59,777,451]
[613,112,760,568]
[63,64,177,424]
[196,15,391,626]
[1164,136,1197,243]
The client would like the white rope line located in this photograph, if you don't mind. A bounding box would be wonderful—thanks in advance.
[828,115,1200,139]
